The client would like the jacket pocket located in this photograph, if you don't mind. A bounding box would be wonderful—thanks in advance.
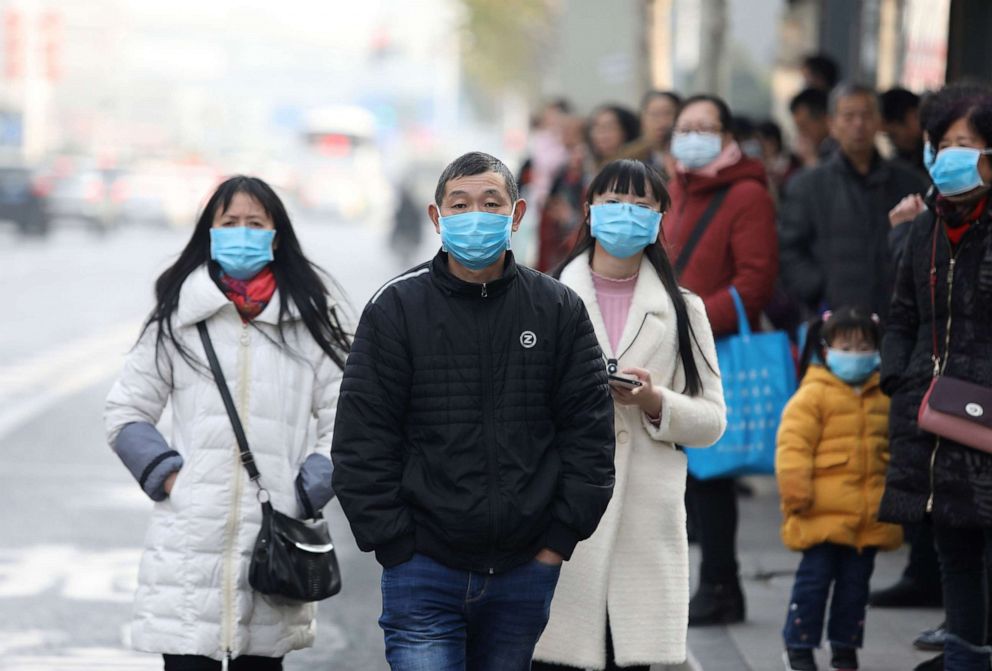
[813,452,849,470]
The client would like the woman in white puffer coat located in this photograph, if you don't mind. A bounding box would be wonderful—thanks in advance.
[104,176,350,671]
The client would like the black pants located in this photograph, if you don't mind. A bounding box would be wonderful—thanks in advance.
[163,655,283,671]
[686,475,739,584]
[932,525,992,646]
[904,521,942,591]
[531,620,649,671]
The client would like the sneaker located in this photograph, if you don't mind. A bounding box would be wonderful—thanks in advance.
[914,621,947,651]
[830,645,858,670]
[783,648,818,671]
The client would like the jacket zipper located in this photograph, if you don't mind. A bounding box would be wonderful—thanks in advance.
[481,282,488,298]
[222,322,250,657]
[926,236,959,515]
[479,297,498,573]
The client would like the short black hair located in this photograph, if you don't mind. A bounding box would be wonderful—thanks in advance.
[919,81,991,130]
[790,88,828,117]
[434,152,519,205]
[546,98,573,114]
[828,82,880,116]
[924,87,992,148]
[732,115,756,138]
[590,104,642,155]
[802,53,840,90]
[678,94,734,135]
[880,87,920,123]
[757,120,784,151]
[641,89,682,112]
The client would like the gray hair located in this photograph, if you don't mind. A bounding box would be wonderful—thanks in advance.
[828,81,880,116]
[434,152,519,205]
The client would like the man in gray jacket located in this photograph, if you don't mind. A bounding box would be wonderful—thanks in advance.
[779,82,927,318]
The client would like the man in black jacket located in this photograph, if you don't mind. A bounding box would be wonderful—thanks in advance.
[332,152,615,670]
[780,82,928,319]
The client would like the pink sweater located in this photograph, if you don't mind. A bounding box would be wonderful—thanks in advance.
[591,270,638,353]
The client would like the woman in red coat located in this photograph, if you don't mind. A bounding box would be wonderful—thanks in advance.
[663,94,778,626]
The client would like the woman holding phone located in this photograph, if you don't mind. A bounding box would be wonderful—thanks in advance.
[532,159,726,670]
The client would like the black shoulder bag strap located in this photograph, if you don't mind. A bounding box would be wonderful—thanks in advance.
[674,186,730,279]
[197,321,263,487]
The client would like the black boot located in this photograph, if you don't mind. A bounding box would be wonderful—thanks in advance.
[868,576,942,608]
[830,645,858,670]
[913,654,942,671]
[783,647,817,671]
[688,581,745,626]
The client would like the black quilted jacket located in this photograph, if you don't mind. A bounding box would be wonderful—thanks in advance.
[332,251,615,572]
[880,208,992,527]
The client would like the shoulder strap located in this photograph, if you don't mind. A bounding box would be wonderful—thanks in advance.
[674,186,730,278]
[197,322,262,483]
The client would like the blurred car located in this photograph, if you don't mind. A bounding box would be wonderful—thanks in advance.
[296,105,394,228]
[114,160,219,229]
[42,163,121,234]
[0,165,48,236]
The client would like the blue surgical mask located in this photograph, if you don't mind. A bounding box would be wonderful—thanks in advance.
[439,210,513,271]
[210,227,275,280]
[825,349,881,385]
[671,132,723,169]
[590,203,662,259]
[928,146,992,196]
[923,141,936,170]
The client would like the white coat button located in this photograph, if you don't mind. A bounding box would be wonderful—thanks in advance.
[617,430,630,444]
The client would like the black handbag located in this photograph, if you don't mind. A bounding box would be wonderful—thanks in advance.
[197,321,342,602]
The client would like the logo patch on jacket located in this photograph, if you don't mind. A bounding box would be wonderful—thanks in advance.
[520,331,537,349]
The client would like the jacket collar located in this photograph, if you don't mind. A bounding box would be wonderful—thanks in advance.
[829,150,891,187]
[805,364,881,393]
[430,250,518,299]
[176,264,301,327]
[560,252,672,361]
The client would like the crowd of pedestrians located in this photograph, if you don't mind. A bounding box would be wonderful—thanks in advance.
[100,48,992,671]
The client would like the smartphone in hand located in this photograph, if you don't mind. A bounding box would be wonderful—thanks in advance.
[608,374,642,388]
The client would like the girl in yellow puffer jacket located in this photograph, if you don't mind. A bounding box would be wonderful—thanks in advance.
[777,307,903,671]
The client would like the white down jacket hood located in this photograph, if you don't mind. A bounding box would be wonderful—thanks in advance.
[104,265,342,660]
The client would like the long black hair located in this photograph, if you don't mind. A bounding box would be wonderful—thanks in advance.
[553,159,709,396]
[141,175,351,373]
[798,305,881,379]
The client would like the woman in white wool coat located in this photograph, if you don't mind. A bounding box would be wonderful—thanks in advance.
[532,159,726,671]
[104,176,349,671]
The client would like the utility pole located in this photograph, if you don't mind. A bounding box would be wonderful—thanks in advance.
[697,0,728,95]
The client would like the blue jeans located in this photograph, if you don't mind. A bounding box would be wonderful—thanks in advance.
[782,543,877,649]
[379,553,561,671]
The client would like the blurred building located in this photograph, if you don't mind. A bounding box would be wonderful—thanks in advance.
[539,0,988,125]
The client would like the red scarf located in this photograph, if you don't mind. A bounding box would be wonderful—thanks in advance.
[937,194,988,246]
[218,268,277,322]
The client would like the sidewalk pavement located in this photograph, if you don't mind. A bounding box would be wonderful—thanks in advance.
[657,477,939,671]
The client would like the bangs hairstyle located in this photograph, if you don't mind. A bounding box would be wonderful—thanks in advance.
[141,175,351,376]
[554,159,711,396]
[589,158,672,209]
[798,305,882,378]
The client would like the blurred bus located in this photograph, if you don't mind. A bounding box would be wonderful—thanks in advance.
[296,105,393,229]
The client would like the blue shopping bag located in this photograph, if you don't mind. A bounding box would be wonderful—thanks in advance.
[684,287,797,480]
